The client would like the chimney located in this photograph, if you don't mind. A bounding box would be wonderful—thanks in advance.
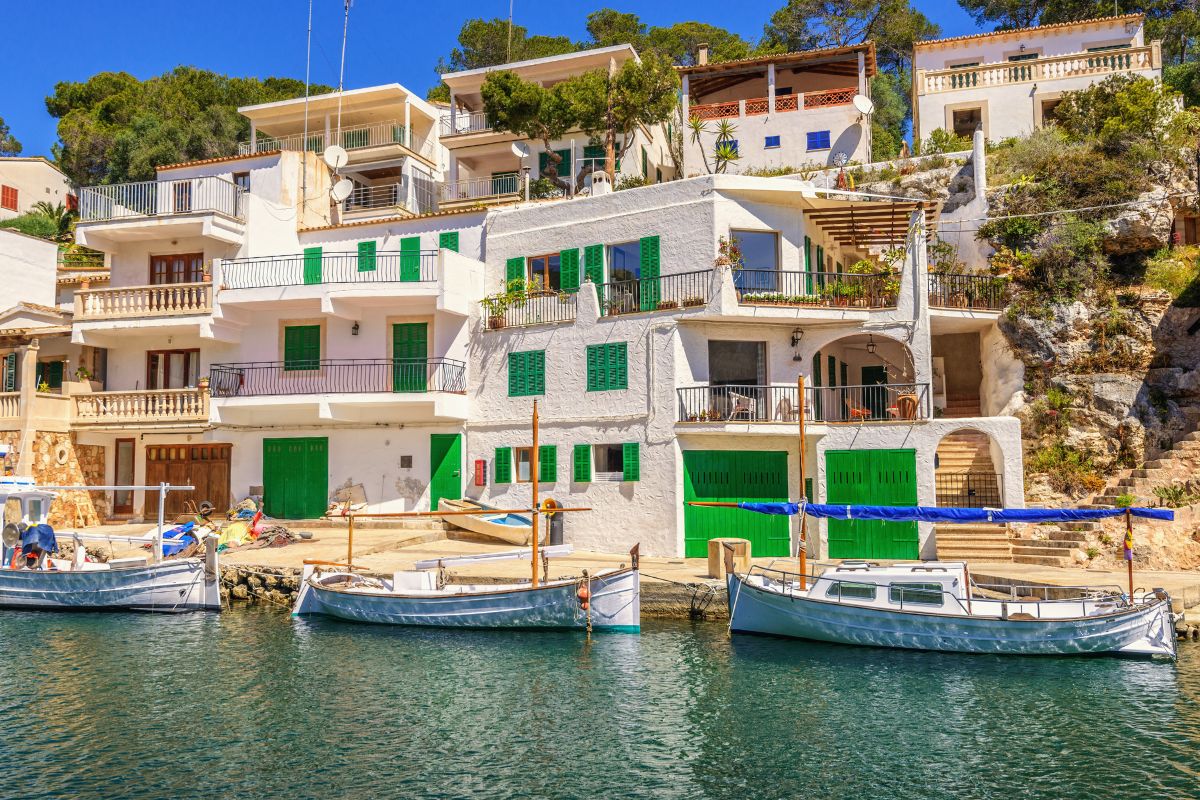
[696,43,709,66]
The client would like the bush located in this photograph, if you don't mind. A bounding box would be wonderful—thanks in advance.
[1114,493,1135,508]
[1144,246,1200,306]
[1053,73,1185,157]
[1026,442,1105,496]
[1022,218,1109,300]
[919,127,972,155]
[0,212,58,240]
[615,175,650,191]
[741,165,800,177]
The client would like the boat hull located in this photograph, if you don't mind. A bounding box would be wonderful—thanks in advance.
[437,499,535,546]
[0,560,221,612]
[294,568,639,632]
[728,574,1176,658]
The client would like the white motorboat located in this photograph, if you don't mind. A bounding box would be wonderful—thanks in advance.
[437,498,535,545]
[0,477,221,612]
[726,558,1177,659]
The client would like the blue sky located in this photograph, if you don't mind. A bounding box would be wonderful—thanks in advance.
[3,0,978,157]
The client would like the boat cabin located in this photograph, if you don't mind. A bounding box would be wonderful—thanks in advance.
[807,561,970,612]
[0,476,53,528]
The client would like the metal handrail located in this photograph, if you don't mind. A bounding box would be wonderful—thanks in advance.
[79,176,245,222]
[598,269,712,316]
[439,110,492,136]
[441,174,521,203]
[208,357,467,397]
[735,269,896,309]
[221,250,438,289]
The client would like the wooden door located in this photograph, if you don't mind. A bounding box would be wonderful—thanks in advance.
[429,434,462,512]
[113,439,135,515]
[392,323,428,392]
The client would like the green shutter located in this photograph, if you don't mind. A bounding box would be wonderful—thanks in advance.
[816,245,825,274]
[529,351,545,394]
[841,361,849,387]
[573,444,591,482]
[508,350,545,397]
[400,236,421,281]
[438,231,459,252]
[812,352,823,419]
[584,244,604,303]
[46,361,64,390]
[622,442,640,482]
[494,448,512,484]
[506,256,525,285]
[560,248,580,293]
[610,343,627,389]
[303,246,323,285]
[639,235,661,311]
[2,353,15,392]
[641,145,648,178]
[586,345,600,392]
[587,342,627,391]
[804,235,813,293]
[828,355,837,389]
[538,445,557,483]
[357,240,377,272]
[284,325,321,371]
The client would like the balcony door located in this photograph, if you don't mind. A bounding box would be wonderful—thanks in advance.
[708,340,766,420]
[150,253,204,285]
[392,323,428,393]
[113,439,135,516]
[730,230,780,295]
[147,349,200,390]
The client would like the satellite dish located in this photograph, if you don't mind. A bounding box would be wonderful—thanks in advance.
[852,94,875,116]
[323,145,349,170]
[511,141,531,159]
[2,523,19,549]
[330,179,354,203]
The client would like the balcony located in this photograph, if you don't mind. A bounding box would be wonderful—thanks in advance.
[690,86,856,121]
[74,282,212,321]
[735,270,896,311]
[342,182,435,218]
[677,383,931,425]
[918,44,1157,95]
[222,250,437,290]
[439,110,493,138]
[927,273,1007,311]
[482,291,577,331]
[440,174,522,208]
[598,270,712,317]
[238,119,438,165]
[76,177,245,248]
[73,389,210,429]
[0,392,18,429]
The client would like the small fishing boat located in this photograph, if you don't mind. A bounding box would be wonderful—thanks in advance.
[437,498,535,545]
[0,477,221,612]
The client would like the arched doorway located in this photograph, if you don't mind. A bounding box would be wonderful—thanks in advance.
[809,332,920,422]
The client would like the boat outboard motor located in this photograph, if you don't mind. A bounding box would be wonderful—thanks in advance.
[1,523,19,567]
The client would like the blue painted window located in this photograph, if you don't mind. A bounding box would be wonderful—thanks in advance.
[716,139,739,155]
[764,135,781,149]
[806,130,831,151]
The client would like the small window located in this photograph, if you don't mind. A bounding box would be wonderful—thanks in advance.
[889,583,944,606]
[825,581,877,600]
[593,444,625,481]
[0,185,16,211]
[806,131,831,151]
[656,167,662,184]
[527,253,561,292]
[508,350,546,397]
[608,241,641,282]
[1007,52,1039,62]
[952,108,982,138]
[776,86,792,96]
[764,135,781,149]
[514,447,533,483]
[233,171,250,192]
[283,325,321,371]
[641,145,649,179]
[716,139,739,155]
[587,342,628,391]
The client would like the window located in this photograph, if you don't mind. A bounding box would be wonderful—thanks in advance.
[150,253,204,285]
[35,361,65,391]
[825,581,877,600]
[607,241,641,282]
[283,325,321,371]
[510,445,556,483]
[732,230,780,295]
[764,135,781,149]
[888,583,944,606]
[641,145,649,179]
[656,167,662,184]
[593,443,639,481]
[1007,52,1039,62]
[233,171,250,192]
[573,444,592,482]
[708,340,766,388]
[438,231,459,252]
[538,149,572,178]
[583,144,620,171]
[514,447,533,482]
[1086,43,1131,53]
[716,139,738,155]
[586,342,628,391]
[806,131,831,151]
[527,254,561,291]
[494,448,513,483]
[0,185,16,211]
[951,108,982,138]
[508,350,545,397]
[146,349,200,389]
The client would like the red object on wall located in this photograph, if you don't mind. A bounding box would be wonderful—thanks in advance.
[474,459,486,486]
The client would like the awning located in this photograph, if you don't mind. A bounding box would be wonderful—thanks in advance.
[736,502,1175,523]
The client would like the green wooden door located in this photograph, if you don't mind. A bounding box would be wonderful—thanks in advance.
[263,437,328,519]
[683,450,790,558]
[861,365,888,420]
[400,236,421,281]
[429,434,462,511]
[392,322,428,392]
[303,246,323,285]
[825,449,918,559]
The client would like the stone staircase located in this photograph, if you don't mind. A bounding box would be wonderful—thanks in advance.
[1087,429,1200,507]
[934,431,1012,562]
[1008,521,1097,567]
[942,395,982,418]
[934,523,1013,562]
[935,430,993,473]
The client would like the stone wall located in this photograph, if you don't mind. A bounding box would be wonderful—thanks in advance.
[1,430,106,526]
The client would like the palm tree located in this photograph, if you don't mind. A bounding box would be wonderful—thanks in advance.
[713,120,740,174]
[686,116,711,174]
[31,201,75,243]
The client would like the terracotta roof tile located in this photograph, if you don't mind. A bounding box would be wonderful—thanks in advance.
[157,150,282,171]
[914,13,1143,48]
[299,205,488,233]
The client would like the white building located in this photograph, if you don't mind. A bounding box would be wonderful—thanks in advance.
[680,44,875,175]
[0,157,74,220]
[913,13,1162,142]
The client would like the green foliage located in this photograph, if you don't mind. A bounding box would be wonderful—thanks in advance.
[0,115,21,155]
[978,216,1044,251]
[30,201,75,242]
[644,22,755,65]
[1164,61,1200,109]
[1114,493,1135,509]
[918,127,972,155]
[1085,546,1101,560]
[1053,74,1189,159]
[1023,217,1108,300]
[0,213,59,239]
[447,18,574,72]
[1153,483,1198,508]
[585,9,647,49]
[1026,442,1105,497]
[1144,246,1200,306]
[869,73,909,160]
[615,175,651,191]
[761,0,939,73]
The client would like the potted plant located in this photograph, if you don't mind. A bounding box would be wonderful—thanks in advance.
[481,293,509,329]
[197,376,211,391]
[715,235,744,271]
[681,295,704,308]
[657,299,679,311]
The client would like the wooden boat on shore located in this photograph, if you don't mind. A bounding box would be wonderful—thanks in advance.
[0,477,221,612]
[437,498,535,545]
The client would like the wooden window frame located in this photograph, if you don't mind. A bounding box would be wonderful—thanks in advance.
[0,185,17,211]
[149,252,205,285]
[526,253,561,292]
[145,348,201,390]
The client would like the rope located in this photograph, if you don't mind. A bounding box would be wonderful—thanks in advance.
[640,572,723,620]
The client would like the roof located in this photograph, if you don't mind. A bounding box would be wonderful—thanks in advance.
[914,13,1143,49]
[677,42,876,77]
[442,44,638,86]
[299,205,487,233]
[0,156,67,177]
[56,272,109,286]
[238,83,440,124]
[157,150,282,172]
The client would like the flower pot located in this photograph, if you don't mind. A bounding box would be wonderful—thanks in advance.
[488,315,505,330]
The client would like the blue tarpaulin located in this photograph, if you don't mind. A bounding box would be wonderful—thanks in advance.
[19,523,57,554]
[161,521,197,557]
[736,502,1175,523]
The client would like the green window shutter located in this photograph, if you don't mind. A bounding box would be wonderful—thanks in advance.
[560,248,580,293]
[2,353,15,392]
[584,244,605,305]
[586,343,627,391]
[559,148,571,175]
[586,345,600,392]
[641,145,648,178]
[506,256,525,285]
[508,352,524,396]
[538,151,548,174]
[538,445,557,483]
[284,325,321,371]
[812,352,822,386]
[611,343,627,389]
[530,350,545,394]
[583,144,604,160]
[841,361,848,387]
[357,240,377,272]
[803,235,813,293]
[303,246,323,285]
[639,235,661,310]
[46,361,64,389]
[508,350,545,397]
[438,231,459,252]
[805,477,814,503]
[622,442,640,482]
[494,448,512,484]
[828,355,837,388]
[816,245,825,273]
[573,444,591,482]
[400,236,421,281]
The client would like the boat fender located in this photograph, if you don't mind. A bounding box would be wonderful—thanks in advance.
[577,579,591,610]
[541,498,560,518]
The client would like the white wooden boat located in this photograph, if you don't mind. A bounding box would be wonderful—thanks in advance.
[726,558,1177,659]
[293,545,640,632]
[0,477,221,612]
[437,498,535,545]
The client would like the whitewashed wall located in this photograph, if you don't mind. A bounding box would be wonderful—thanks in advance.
[0,229,58,307]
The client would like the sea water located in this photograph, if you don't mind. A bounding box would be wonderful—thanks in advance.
[2,608,1197,799]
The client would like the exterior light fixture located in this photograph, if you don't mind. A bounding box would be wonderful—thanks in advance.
[352,322,360,336]
[791,328,803,347]
[867,335,876,354]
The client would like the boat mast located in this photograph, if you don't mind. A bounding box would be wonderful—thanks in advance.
[531,399,540,588]
[797,374,807,590]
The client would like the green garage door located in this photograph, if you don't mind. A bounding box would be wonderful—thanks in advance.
[263,437,328,519]
[683,450,790,558]
[825,449,918,559]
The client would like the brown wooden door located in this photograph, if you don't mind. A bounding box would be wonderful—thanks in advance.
[144,444,232,520]
[150,253,204,285]
[113,439,135,515]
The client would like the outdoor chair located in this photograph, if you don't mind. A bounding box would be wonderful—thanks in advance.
[727,391,756,421]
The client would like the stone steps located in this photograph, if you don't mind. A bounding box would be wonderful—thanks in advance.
[1011,553,1073,567]
[934,523,1011,563]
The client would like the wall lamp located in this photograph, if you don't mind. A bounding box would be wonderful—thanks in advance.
[790,328,803,347]
[351,322,360,336]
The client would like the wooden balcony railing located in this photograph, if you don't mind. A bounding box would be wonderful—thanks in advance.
[74,282,212,321]
[919,44,1157,94]
[689,87,856,121]
[73,389,210,425]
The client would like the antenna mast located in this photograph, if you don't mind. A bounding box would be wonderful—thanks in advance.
[336,0,352,142]
[507,0,514,62]
[301,0,314,202]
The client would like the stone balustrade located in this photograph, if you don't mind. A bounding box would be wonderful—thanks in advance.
[918,44,1158,94]
[73,388,210,425]
[74,282,212,321]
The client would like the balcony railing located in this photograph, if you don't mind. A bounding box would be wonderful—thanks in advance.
[0,392,18,418]
[222,250,437,290]
[439,110,492,136]
[483,291,577,330]
[735,270,896,309]
[79,177,244,223]
[75,282,212,320]
[73,389,209,425]
[209,358,466,397]
[342,181,436,216]
[935,472,1002,508]
[598,270,712,317]
[919,44,1156,94]
[677,382,931,424]
[239,120,438,162]
[690,87,856,121]
[927,273,1008,310]
[441,174,521,204]
[57,248,106,270]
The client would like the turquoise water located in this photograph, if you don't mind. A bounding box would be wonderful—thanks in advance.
[3,608,1198,799]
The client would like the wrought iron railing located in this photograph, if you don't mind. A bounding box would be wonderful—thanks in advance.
[935,472,1002,508]
[927,273,1008,310]
[221,250,437,289]
[79,177,245,222]
[735,270,896,309]
[809,383,930,423]
[598,270,712,316]
[483,291,577,330]
[678,385,803,423]
[677,383,930,424]
[441,174,521,204]
[209,358,466,397]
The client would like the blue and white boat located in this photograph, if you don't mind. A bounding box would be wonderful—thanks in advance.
[722,502,1178,659]
[438,498,535,545]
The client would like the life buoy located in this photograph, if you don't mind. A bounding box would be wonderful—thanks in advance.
[576,582,590,610]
